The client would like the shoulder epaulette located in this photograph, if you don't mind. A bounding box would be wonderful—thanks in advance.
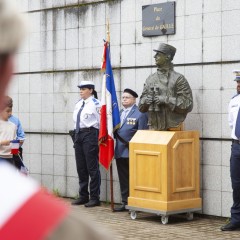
[92,98,100,105]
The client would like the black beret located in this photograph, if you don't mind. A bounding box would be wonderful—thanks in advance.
[123,88,138,98]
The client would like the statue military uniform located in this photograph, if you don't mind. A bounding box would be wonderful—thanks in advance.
[138,43,193,130]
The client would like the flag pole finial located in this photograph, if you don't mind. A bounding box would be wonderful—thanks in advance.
[107,18,110,43]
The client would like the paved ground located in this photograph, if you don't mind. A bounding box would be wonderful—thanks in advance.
[64,199,240,240]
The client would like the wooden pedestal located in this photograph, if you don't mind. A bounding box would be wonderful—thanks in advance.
[128,130,201,214]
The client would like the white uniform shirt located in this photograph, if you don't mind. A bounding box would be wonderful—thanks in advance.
[228,94,240,140]
[73,96,101,130]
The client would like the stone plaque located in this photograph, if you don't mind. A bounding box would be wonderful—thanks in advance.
[142,2,175,37]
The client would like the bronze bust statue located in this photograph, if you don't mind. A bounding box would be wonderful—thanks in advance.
[138,43,193,130]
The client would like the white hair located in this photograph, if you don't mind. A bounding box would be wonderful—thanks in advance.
[0,0,27,54]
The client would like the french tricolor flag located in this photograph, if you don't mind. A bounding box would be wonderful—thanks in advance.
[99,41,120,170]
[0,163,69,240]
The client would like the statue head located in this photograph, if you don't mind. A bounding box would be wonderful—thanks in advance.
[153,43,176,67]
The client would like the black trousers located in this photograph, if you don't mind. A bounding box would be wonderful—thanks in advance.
[74,129,101,201]
[116,157,129,204]
[230,143,240,225]
[13,147,24,170]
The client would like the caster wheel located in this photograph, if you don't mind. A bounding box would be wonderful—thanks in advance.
[130,211,137,220]
[161,215,169,224]
[186,212,193,221]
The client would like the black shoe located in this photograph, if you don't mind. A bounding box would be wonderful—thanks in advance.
[114,203,127,212]
[84,199,100,207]
[221,222,240,231]
[71,198,89,205]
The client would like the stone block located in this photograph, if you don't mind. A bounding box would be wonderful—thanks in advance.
[136,42,152,67]
[121,0,135,23]
[19,94,30,113]
[202,141,221,166]
[66,155,78,177]
[42,113,54,132]
[42,154,54,175]
[29,113,42,131]
[121,45,135,67]
[203,113,221,138]
[42,175,54,191]
[66,28,78,49]
[203,0,221,13]
[54,155,66,176]
[42,135,54,154]
[185,0,203,15]
[185,38,202,63]
[203,12,221,37]
[203,37,221,62]
[54,135,67,155]
[29,153,42,174]
[203,165,221,191]
[41,73,54,93]
[66,49,78,69]
[30,94,42,113]
[202,90,221,114]
[222,10,240,35]
[185,14,202,39]
[66,176,79,198]
[79,48,93,68]
[202,189,221,216]
[54,176,67,196]
[121,22,136,45]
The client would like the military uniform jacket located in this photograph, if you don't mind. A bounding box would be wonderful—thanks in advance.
[114,104,148,159]
[138,68,193,130]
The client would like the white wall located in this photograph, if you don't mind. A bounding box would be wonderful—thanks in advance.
[8,0,240,217]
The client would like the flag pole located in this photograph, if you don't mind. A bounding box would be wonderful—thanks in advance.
[107,19,115,212]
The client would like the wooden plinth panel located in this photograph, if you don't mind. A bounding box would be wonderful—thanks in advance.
[172,138,195,193]
[133,150,162,193]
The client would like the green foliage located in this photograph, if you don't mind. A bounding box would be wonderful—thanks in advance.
[52,188,61,197]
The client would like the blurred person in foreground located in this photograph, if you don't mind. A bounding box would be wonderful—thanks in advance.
[0,0,112,239]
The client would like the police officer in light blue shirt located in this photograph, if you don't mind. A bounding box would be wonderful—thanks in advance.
[72,80,101,208]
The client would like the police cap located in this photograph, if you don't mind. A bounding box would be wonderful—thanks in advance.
[233,70,240,81]
[78,80,95,89]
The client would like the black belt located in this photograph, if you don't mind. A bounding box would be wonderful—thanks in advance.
[79,127,97,132]
[232,139,240,144]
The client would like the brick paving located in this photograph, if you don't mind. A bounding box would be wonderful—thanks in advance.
[65,199,240,240]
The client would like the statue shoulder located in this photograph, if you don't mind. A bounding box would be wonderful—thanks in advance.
[146,72,158,83]
[171,69,184,79]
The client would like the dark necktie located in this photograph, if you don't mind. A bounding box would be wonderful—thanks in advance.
[235,107,240,138]
[76,101,85,133]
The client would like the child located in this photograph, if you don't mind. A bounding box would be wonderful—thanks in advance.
[0,97,16,164]
[6,96,25,169]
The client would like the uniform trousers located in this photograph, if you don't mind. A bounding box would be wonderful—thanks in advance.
[230,142,240,225]
[74,128,101,201]
[116,157,129,204]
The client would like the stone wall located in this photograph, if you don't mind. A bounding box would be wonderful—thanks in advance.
[9,0,240,217]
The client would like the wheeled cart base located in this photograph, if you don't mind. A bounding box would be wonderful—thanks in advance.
[126,206,201,224]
